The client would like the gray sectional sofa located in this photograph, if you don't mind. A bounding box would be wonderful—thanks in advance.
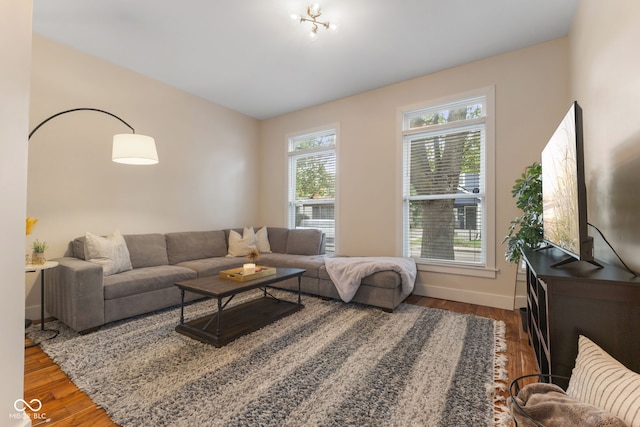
[45,227,411,333]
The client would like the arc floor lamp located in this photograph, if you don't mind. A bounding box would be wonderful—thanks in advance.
[28,107,158,165]
[24,108,158,338]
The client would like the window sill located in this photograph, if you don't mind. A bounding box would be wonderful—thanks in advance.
[415,260,498,279]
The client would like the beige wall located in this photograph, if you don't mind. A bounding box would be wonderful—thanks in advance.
[259,38,570,309]
[31,2,640,317]
[26,35,260,319]
[570,0,640,272]
[2,1,32,424]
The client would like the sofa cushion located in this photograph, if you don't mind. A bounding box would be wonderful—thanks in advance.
[266,227,289,254]
[177,257,244,277]
[84,230,133,276]
[165,230,227,264]
[286,228,323,255]
[103,265,197,300]
[123,234,169,268]
[318,266,401,289]
[259,253,326,277]
[361,270,402,288]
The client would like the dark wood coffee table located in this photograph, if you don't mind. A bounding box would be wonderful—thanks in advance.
[174,267,305,347]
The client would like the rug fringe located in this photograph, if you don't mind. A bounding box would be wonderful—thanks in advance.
[492,320,512,426]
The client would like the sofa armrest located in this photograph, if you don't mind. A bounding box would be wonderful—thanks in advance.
[44,257,105,332]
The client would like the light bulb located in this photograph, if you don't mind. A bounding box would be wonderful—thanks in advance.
[329,22,338,31]
[309,30,318,40]
[309,2,321,17]
[290,13,300,21]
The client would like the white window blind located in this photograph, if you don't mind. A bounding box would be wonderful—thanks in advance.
[288,129,336,253]
[402,95,488,266]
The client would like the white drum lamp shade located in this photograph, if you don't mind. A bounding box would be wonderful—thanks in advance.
[29,108,159,166]
[112,134,158,165]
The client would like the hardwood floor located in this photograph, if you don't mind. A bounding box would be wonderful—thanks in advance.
[24,296,538,426]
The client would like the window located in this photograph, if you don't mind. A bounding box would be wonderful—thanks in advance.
[288,128,336,253]
[402,88,495,274]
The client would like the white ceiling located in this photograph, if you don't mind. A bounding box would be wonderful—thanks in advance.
[32,0,579,120]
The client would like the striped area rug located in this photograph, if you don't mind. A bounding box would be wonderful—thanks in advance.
[32,291,508,426]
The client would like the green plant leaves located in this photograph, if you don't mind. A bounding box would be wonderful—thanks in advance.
[503,162,543,264]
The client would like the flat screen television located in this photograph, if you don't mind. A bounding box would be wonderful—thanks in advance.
[541,101,602,268]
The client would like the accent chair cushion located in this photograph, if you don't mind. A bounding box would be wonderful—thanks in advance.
[566,335,640,427]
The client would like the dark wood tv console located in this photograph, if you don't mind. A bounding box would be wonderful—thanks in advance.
[521,246,640,388]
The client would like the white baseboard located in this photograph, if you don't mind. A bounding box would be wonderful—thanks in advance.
[26,288,528,320]
[413,282,516,311]
[25,304,45,322]
[513,294,527,309]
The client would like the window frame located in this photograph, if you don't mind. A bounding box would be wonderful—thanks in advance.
[398,87,496,278]
[286,125,338,253]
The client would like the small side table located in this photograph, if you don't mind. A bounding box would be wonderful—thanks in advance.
[25,261,59,347]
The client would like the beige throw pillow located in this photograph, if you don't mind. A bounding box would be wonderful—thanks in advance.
[566,335,640,427]
[226,228,256,257]
[255,226,272,253]
[84,230,133,276]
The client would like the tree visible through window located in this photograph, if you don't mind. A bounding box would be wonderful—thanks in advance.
[288,129,336,252]
[403,94,489,265]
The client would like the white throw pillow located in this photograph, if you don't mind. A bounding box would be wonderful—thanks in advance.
[226,228,256,257]
[566,335,640,427]
[255,226,272,253]
[84,230,133,276]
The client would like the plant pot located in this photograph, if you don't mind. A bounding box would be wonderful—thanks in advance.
[31,252,46,265]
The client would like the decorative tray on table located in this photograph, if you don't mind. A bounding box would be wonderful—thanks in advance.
[219,266,276,281]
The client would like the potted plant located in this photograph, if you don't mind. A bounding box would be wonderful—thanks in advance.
[31,239,48,265]
[503,162,543,264]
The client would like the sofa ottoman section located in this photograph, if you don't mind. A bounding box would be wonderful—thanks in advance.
[318,266,406,312]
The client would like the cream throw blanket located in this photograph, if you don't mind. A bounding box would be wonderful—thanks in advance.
[324,257,417,302]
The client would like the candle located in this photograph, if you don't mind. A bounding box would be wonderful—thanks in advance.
[243,263,256,275]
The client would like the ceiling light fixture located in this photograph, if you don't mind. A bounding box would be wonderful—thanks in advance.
[291,3,337,39]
